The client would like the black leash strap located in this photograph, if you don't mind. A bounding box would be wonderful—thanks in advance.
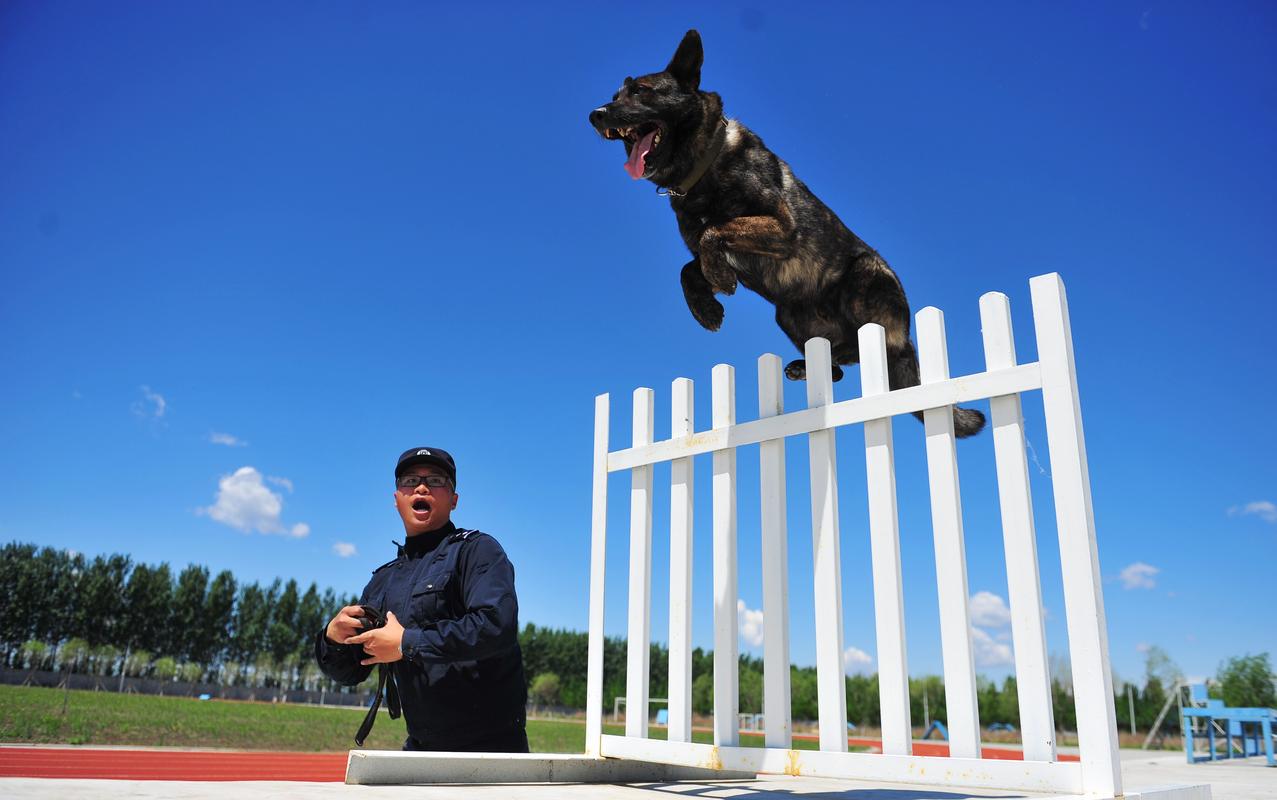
[351,604,401,747]
[354,663,401,747]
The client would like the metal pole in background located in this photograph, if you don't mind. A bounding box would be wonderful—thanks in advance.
[1128,684,1137,736]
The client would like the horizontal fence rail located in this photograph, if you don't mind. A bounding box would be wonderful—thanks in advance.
[600,736,1084,793]
[584,273,1122,796]
[606,363,1042,472]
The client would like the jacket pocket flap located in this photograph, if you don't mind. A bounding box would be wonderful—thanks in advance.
[411,572,451,595]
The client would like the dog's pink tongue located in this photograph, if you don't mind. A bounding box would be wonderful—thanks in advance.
[624,129,658,179]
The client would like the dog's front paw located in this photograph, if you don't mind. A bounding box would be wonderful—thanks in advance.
[688,295,725,331]
[701,261,738,296]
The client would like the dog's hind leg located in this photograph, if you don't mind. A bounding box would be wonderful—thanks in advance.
[888,338,986,438]
[776,304,845,382]
[884,339,929,429]
[835,255,986,430]
[886,338,921,392]
[681,258,725,331]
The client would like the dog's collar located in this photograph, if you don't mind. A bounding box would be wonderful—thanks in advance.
[658,117,728,198]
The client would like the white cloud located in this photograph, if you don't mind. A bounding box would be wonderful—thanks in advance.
[1136,642,1151,653]
[132,385,166,419]
[208,432,247,447]
[968,592,1015,667]
[199,466,308,537]
[268,476,294,493]
[737,600,764,648]
[970,591,1012,628]
[971,627,1014,668]
[843,646,873,675]
[1228,500,1277,524]
[333,542,357,558]
[1120,562,1159,590]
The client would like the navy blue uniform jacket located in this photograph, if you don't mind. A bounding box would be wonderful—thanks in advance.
[314,521,527,745]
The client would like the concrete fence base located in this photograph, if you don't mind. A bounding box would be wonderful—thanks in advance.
[343,752,754,785]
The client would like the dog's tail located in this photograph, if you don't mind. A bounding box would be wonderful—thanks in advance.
[947,406,987,438]
[890,341,987,438]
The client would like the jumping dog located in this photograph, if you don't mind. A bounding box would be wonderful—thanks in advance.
[588,30,985,437]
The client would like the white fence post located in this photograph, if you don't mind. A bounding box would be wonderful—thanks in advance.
[758,354,792,748]
[916,307,981,759]
[668,377,695,743]
[585,393,609,757]
[1030,273,1122,797]
[805,337,848,752]
[980,292,1056,762]
[858,323,912,756]
[712,364,739,746]
[626,388,654,738]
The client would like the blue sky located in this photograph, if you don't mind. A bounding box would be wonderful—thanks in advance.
[2,2,1274,689]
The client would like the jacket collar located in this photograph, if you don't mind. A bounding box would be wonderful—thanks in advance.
[396,520,457,558]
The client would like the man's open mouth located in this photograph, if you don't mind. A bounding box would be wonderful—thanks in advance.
[603,123,664,179]
[411,498,432,515]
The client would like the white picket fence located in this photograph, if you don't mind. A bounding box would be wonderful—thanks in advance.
[584,273,1122,796]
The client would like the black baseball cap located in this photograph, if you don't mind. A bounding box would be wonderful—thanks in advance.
[395,447,457,485]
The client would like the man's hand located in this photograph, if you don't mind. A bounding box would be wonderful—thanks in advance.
[346,610,405,665]
[324,605,367,645]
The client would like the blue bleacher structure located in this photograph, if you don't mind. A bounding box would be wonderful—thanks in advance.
[1181,683,1275,767]
[921,720,948,741]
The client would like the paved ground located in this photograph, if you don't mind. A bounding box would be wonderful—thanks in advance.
[1115,749,1273,800]
[0,748,1270,800]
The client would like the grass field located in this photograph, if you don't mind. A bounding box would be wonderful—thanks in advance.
[0,685,834,753]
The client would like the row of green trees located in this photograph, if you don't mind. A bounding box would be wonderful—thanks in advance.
[519,622,1063,728]
[520,625,1275,730]
[1,542,354,689]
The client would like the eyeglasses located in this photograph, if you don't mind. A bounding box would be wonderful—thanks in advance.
[396,474,453,491]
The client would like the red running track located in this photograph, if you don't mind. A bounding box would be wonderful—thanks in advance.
[0,742,1076,781]
[0,748,349,781]
[844,737,1079,761]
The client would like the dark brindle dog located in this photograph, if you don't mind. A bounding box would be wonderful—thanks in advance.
[589,30,985,437]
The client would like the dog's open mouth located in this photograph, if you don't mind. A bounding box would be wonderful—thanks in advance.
[604,123,664,179]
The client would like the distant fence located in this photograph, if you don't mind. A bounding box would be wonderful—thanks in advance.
[1,668,371,707]
[585,274,1124,797]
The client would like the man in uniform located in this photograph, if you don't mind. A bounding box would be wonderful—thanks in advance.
[315,447,528,752]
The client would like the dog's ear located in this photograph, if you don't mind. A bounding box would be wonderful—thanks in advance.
[666,29,703,90]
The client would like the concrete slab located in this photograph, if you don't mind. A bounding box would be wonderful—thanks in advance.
[344,752,755,783]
